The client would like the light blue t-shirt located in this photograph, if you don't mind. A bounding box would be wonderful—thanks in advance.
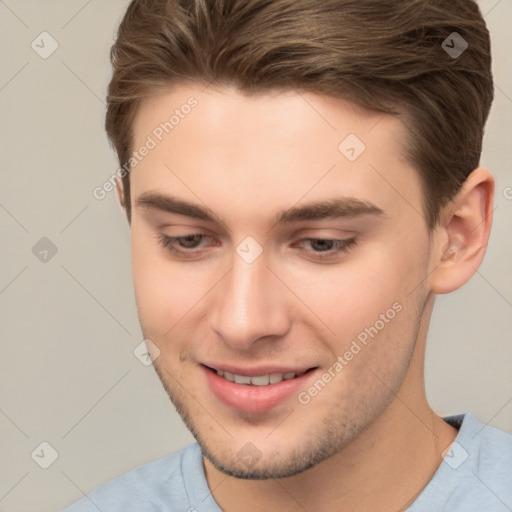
[61,413,512,512]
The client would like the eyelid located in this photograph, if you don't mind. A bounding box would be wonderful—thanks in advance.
[159,233,215,247]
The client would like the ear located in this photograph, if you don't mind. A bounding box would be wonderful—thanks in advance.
[429,167,494,295]
[115,178,126,210]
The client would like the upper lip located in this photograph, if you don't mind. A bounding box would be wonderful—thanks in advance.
[202,363,317,376]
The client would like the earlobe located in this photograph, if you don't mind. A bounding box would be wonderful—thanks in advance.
[429,167,494,295]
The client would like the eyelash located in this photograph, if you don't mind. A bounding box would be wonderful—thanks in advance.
[158,233,357,261]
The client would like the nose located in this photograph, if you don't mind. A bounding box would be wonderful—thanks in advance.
[209,251,291,350]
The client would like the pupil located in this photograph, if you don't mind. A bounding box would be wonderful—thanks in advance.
[311,239,334,251]
[180,235,202,248]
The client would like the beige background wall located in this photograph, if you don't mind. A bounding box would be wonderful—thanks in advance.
[0,1,511,511]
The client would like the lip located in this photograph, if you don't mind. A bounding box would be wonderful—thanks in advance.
[201,364,318,414]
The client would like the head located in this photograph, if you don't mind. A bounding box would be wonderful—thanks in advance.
[105,0,494,479]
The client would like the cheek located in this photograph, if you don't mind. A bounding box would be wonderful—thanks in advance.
[131,231,219,338]
[131,229,183,333]
[282,254,403,340]
[283,237,427,367]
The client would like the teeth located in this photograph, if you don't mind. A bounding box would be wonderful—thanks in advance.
[251,375,270,386]
[234,374,252,385]
[269,373,283,384]
[216,369,304,386]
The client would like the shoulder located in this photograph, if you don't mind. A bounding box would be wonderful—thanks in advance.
[451,412,512,477]
[465,413,512,487]
[60,443,202,512]
[409,413,512,512]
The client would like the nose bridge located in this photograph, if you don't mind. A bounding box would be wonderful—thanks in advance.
[209,252,288,348]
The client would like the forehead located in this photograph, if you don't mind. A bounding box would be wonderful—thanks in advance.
[133,84,405,154]
[130,84,422,228]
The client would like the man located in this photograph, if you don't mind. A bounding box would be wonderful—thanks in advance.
[63,0,512,510]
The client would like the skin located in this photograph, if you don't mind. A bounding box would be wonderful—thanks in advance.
[119,83,494,511]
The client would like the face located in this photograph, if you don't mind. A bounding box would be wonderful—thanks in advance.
[128,84,433,479]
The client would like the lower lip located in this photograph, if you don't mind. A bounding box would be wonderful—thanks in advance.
[202,366,316,414]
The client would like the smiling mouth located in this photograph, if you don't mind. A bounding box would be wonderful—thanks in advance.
[204,365,316,386]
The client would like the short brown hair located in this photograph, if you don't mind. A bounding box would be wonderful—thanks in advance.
[105,0,493,228]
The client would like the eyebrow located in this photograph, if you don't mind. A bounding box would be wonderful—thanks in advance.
[135,192,384,229]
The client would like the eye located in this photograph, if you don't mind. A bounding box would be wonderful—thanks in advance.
[156,233,357,262]
[158,233,216,259]
[295,237,357,260]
